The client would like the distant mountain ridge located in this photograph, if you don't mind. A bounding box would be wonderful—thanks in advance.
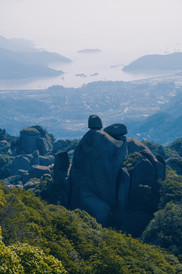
[123,52,182,71]
[130,89,182,144]
[0,36,71,79]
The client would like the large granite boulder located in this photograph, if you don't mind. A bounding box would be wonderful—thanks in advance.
[19,127,53,155]
[19,127,41,154]
[29,165,51,179]
[104,123,127,139]
[140,149,165,180]
[127,138,166,181]
[32,155,54,166]
[37,137,53,155]
[11,155,31,175]
[69,128,127,225]
[130,158,156,191]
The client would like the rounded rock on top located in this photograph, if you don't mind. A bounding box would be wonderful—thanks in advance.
[104,123,127,139]
[88,115,103,130]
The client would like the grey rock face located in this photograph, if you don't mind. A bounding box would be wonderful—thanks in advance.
[11,155,31,175]
[53,151,69,185]
[29,165,51,179]
[32,156,54,166]
[104,123,127,138]
[127,138,166,181]
[53,139,71,153]
[20,127,41,154]
[130,158,156,191]
[69,129,127,224]
[37,137,53,155]
[140,149,165,180]
[117,168,130,211]
[88,115,103,129]
[127,137,147,155]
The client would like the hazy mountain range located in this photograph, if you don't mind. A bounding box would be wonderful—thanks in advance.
[0,36,71,79]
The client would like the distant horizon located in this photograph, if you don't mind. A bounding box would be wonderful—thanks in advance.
[0,35,178,90]
[1,0,182,65]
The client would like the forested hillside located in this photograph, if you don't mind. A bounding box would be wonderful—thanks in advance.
[1,124,182,273]
[0,181,182,273]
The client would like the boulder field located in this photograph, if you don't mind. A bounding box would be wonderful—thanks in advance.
[0,116,166,232]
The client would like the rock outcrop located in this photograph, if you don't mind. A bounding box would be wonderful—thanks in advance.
[11,155,31,175]
[69,116,128,225]
[1,116,167,233]
[127,138,166,181]
[65,115,166,228]
[19,126,53,155]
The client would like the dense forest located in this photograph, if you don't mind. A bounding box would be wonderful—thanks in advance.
[0,179,182,273]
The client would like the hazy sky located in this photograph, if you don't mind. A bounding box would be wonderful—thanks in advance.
[0,0,182,61]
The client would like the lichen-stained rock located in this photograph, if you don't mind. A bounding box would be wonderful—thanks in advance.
[88,114,103,129]
[104,123,127,138]
[69,129,127,224]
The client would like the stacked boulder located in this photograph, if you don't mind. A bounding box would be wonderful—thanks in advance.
[68,115,128,225]
[64,115,166,228]
[104,123,127,140]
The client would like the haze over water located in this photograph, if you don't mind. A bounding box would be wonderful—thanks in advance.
[0,50,174,90]
[1,0,182,89]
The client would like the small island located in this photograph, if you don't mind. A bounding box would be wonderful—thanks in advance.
[77,48,101,54]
